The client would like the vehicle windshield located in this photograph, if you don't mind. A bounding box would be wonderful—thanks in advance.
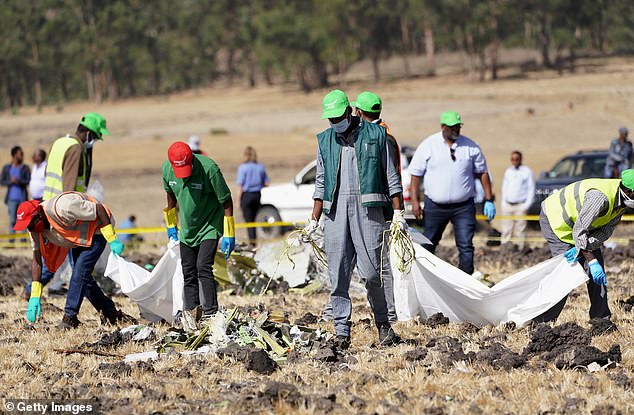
[300,166,316,185]
[548,156,606,179]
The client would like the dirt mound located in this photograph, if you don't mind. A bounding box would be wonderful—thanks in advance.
[424,312,450,328]
[217,343,278,375]
[476,343,527,369]
[0,254,31,296]
[426,336,475,365]
[523,322,621,369]
[294,312,319,326]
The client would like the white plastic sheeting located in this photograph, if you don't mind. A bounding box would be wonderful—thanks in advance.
[392,243,588,326]
[105,243,183,323]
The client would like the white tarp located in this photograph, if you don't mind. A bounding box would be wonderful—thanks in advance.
[105,243,183,323]
[392,243,588,326]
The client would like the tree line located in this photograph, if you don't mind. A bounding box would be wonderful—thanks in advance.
[1,0,632,111]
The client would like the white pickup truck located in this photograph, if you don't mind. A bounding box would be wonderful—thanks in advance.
[256,145,420,238]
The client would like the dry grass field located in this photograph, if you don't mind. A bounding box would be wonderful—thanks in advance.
[0,55,633,414]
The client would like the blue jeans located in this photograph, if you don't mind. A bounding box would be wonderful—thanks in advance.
[422,197,477,275]
[7,199,21,239]
[64,234,115,319]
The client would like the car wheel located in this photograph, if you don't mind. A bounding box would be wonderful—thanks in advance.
[255,206,284,239]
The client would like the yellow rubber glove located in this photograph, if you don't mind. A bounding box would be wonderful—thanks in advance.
[163,207,178,228]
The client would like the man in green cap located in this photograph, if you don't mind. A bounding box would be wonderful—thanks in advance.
[534,169,634,322]
[408,111,495,276]
[304,89,404,350]
[24,112,111,298]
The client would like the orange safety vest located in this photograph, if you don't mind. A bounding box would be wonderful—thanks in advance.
[39,192,112,271]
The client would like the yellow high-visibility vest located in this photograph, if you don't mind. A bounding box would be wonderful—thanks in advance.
[543,178,623,244]
[43,136,86,200]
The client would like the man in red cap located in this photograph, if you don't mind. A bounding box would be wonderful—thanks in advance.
[14,192,133,328]
[162,141,235,318]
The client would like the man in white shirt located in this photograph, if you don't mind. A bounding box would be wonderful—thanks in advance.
[28,149,47,201]
[409,111,495,275]
[500,151,535,248]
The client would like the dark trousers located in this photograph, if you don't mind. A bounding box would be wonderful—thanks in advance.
[533,211,611,322]
[180,239,219,315]
[64,234,116,319]
[241,191,261,243]
[422,197,477,275]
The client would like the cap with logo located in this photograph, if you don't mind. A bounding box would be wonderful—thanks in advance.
[321,90,349,120]
[351,91,382,113]
[440,111,463,127]
[13,200,41,231]
[168,141,194,178]
[79,112,111,140]
[621,169,634,190]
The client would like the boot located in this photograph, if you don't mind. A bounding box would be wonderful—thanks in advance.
[377,323,401,346]
[334,335,351,351]
[56,314,81,330]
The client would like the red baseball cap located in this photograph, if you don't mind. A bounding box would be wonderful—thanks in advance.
[14,200,41,231]
[168,141,193,178]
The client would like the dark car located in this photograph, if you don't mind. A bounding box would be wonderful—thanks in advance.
[527,150,608,215]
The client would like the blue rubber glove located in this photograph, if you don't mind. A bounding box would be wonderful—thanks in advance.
[26,297,41,323]
[564,247,578,264]
[221,237,235,259]
[109,239,125,256]
[167,226,179,242]
[588,259,607,286]
[483,201,496,221]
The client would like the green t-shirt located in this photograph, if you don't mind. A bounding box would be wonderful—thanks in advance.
[162,154,232,246]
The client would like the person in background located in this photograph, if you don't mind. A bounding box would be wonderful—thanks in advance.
[163,141,235,318]
[500,151,535,249]
[605,127,632,178]
[188,135,207,156]
[534,169,634,322]
[1,146,30,241]
[14,191,133,328]
[236,146,269,247]
[408,111,495,276]
[118,214,143,247]
[29,149,47,201]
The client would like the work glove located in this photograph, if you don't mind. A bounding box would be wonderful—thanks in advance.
[163,207,179,242]
[483,201,496,221]
[392,209,408,231]
[564,247,579,264]
[300,219,319,243]
[26,281,42,323]
[588,259,607,286]
[220,216,236,259]
[101,224,125,256]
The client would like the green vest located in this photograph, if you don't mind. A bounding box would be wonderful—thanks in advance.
[43,136,86,201]
[317,121,390,214]
[543,178,623,244]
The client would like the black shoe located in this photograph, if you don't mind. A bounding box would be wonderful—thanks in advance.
[378,323,401,346]
[334,335,351,351]
[101,309,138,326]
[57,314,81,330]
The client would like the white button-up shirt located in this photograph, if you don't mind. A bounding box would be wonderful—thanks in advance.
[408,132,488,204]
[501,165,535,207]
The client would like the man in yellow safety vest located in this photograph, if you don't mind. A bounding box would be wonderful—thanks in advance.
[25,113,111,299]
[535,169,634,322]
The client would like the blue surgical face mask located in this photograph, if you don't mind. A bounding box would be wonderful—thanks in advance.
[331,118,350,134]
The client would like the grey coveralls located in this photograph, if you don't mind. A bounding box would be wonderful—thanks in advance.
[314,119,402,337]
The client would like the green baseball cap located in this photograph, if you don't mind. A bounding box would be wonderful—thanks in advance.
[622,169,634,190]
[440,111,463,126]
[79,112,111,139]
[351,91,382,113]
[321,90,349,119]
